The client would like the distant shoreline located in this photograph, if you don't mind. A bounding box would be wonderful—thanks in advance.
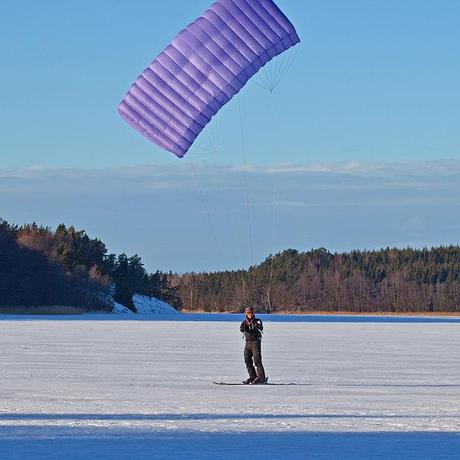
[2,308,459,318]
[181,309,460,317]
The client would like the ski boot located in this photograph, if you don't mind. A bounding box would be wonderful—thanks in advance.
[250,377,267,385]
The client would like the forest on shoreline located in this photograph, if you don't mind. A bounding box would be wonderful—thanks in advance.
[2,218,460,314]
[171,247,460,314]
[0,218,179,312]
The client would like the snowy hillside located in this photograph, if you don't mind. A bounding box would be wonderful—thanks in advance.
[112,294,179,315]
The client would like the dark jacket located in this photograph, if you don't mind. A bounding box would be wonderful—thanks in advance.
[240,317,263,341]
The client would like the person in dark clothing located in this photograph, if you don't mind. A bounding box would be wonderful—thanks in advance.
[240,306,266,384]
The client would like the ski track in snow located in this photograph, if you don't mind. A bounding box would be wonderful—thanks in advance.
[1,315,460,459]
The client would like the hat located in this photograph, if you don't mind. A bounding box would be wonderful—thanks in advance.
[245,306,254,313]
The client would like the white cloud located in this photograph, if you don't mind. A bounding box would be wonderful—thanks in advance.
[2,158,460,180]
[1,159,459,199]
[1,159,460,272]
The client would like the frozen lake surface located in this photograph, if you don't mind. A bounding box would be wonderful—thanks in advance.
[1,314,460,459]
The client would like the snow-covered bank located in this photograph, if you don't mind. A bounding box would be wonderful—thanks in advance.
[1,317,460,459]
[112,294,179,315]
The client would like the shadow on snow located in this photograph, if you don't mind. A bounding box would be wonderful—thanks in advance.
[0,426,460,460]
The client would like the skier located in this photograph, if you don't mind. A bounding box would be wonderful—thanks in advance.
[240,306,266,384]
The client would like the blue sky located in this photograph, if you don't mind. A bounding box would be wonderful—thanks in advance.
[1,1,459,272]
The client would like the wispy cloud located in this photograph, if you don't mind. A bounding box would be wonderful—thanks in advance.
[2,158,460,178]
[245,159,460,177]
[1,159,459,208]
[1,158,459,184]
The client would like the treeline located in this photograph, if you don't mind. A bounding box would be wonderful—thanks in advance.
[171,247,460,313]
[0,219,179,312]
[4,216,460,314]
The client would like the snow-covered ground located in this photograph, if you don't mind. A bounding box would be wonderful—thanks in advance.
[1,314,460,459]
[112,294,179,315]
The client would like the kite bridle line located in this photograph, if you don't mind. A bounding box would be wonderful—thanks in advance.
[257,45,300,93]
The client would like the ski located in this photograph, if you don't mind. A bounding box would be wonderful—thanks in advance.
[213,382,248,385]
[213,377,269,385]
[213,380,299,386]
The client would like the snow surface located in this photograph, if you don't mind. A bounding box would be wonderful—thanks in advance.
[112,294,179,315]
[1,314,460,459]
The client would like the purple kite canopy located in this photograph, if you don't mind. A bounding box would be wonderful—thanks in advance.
[118,0,300,157]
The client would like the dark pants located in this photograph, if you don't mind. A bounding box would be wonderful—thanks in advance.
[244,340,266,380]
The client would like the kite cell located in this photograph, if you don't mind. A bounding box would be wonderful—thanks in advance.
[118,0,300,157]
